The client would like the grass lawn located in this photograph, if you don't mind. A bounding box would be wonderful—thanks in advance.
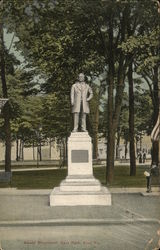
[0,165,159,189]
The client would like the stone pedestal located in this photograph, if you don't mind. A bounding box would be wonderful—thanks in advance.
[50,132,111,206]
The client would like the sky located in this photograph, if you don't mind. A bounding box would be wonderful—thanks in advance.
[4,30,24,64]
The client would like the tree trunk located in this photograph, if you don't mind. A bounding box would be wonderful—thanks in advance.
[33,141,35,160]
[0,19,11,172]
[107,65,125,183]
[37,145,41,162]
[106,13,115,185]
[152,66,159,165]
[152,66,159,123]
[135,137,138,158]
[116,129,121,160]
[125,140,128,159]
[16,138,19,161]
[59,141,63,168]
[4,113,11,171]
[106,6,128,183]
[89,86,100,160]
[139,133,142,152]
[128,62,136,176]
[19,139,22,161]
[152,141,159,164]
[62,138,66,166]
[92,106,99,159]
[107,128,115,183]
[65,136,68,165]
[92,135,98,159]
[22,140,24,161]
[39,140,42,161]
[104,5,129,184]
[49,137,52,159]
[106,76,115,183]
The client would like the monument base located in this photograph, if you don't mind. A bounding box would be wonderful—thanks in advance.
[49,132,111,206]
[50,175,111,206]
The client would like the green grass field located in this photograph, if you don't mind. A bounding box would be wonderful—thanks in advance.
[0,165,159,189]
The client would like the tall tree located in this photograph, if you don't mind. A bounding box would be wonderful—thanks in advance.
[101,2,131,184]
[121,0,159,164]
[128,61,136,175]
[0,1,12,172]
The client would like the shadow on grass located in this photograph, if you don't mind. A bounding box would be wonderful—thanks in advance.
[0,165,155,189]
[93,165,151,187]
[0,169,67,189]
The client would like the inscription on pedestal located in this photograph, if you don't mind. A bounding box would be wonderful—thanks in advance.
[71,150,88,163]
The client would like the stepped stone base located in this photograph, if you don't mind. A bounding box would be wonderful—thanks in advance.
[50,175,111,206]
[49,132,111,206]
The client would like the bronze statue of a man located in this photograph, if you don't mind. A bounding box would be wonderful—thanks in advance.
[71,73,93,132]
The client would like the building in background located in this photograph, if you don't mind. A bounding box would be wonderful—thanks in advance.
[0,140,60,162]
[0,134,152,162]
[97,135,152,161]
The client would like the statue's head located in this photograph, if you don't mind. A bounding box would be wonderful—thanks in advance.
[78,73,85,82]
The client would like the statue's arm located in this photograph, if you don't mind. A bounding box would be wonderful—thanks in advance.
[71,85,74,105]
[87,86,93,101]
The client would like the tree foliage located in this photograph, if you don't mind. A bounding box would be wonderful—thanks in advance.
[0,0,159,177]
